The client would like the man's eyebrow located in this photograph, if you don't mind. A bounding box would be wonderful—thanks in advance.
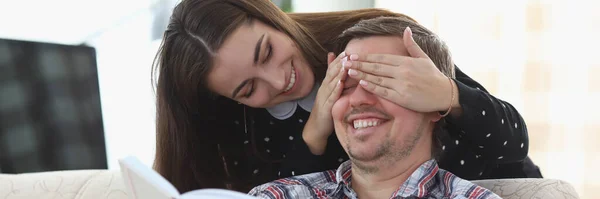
[231,79,250,98]
[254,34,265,65]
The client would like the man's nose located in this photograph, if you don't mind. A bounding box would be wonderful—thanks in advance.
[349,84,377,107]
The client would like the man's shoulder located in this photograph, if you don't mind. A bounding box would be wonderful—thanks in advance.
[248,170,340,199]
[435,169,502,199]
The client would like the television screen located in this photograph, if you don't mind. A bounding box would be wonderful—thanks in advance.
[0,38,107,173]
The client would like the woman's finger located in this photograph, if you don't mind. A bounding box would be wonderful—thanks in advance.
[344,60,396,78]
[358,79,402,103]
[327,52,335,65]
[325,79,343,106]
[349,53,411,66]
[328,62,348,91]
[347,69,394,89]
[403,27,429,59]
[325,52,346,81]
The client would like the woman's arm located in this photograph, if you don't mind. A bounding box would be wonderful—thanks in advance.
[445,66,529,164]
[301,52,348,155]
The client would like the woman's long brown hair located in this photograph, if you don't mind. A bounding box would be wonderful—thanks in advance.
[152,0,410,193]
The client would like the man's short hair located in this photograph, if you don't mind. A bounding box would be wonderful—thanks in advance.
[334,16,455,159]
[335,16,454,78]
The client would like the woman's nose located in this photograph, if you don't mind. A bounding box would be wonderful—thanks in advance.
[261,64,287,91]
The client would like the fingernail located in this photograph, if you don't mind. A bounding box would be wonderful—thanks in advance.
[359,80,368,86]
[350,54,358,61]
[405,26,412,35]
[348,69,358,76]
[337,80,341,85]
[340,51,346,57]
[343,60,352,67]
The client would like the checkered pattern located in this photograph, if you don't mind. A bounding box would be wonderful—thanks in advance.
[249,159,500,198]
[0,39,107,173]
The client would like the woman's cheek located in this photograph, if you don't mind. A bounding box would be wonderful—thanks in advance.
[250,88,274,108]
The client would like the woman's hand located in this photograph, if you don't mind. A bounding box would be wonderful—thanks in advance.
[344,27,460,114]
[303,51,348,155]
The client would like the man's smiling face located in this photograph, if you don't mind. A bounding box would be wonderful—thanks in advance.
[331,36,439,169]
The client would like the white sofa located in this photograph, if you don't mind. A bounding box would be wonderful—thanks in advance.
[0,170,579,199]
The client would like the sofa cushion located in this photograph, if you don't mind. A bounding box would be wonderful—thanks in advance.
[0,170,127,199]
[0,170,580,199]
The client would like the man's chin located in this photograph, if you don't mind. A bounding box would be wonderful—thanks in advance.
[348,154,382,173]
[348,149,384,163]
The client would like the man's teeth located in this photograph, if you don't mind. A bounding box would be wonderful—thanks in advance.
[353,119,381,129]
[284,66,296,92]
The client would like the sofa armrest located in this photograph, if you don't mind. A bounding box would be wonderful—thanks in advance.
[473,178,579,199]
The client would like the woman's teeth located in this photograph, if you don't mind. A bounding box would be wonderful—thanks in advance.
[353,119,381,129]
[284,66,296,92]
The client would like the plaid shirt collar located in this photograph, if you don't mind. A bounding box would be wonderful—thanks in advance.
[334,159,440,198]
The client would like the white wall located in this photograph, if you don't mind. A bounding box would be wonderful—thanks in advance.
[87,11,160,170]
[0,0,158,44]
[292,0,374,12]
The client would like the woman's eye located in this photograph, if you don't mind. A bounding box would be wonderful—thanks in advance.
[244,81,255,98]
[264,44,272,63]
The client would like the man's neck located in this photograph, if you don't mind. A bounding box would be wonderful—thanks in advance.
[350,150,431,199]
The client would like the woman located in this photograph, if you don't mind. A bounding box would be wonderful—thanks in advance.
[152,0,541,193]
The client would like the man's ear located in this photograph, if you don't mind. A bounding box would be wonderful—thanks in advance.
[429,112,443,122]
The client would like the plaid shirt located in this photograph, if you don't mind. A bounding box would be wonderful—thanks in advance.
[248,159,501,199]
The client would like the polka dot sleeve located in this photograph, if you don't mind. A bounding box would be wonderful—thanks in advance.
[445,67,529,164]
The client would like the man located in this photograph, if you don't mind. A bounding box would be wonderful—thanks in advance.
[248,17,501,199]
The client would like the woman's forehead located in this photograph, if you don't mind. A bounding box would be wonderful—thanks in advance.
[214,20,274,69]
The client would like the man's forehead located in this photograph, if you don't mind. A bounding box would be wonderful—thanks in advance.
[344,36,408,56]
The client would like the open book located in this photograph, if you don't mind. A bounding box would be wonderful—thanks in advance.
[119,156,258,199]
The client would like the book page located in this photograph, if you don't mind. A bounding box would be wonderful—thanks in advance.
[119,156,180,199]
[181,189,259,199]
